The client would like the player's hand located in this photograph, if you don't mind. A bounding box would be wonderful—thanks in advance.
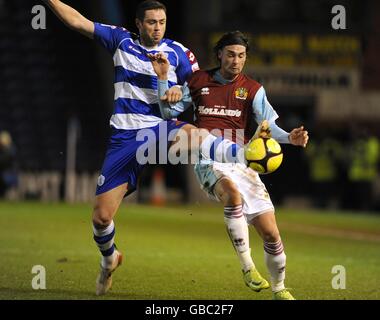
[161,86,182,103]
[289,126,309,147]
[147,52,169,80]
[253,120,272,139]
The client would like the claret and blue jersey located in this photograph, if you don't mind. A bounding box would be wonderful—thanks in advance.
[93,23,198,195]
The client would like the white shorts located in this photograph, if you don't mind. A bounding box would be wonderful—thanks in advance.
[194,162,274,222]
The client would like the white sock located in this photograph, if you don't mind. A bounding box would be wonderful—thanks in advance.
[200,135,245,164]
[240,249,255,272]
[264,240,286,292]
[102,250,117,269]
[224,205,254,272]
[93,221,117,268]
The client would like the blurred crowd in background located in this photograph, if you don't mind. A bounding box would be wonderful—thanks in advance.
[0,0,379,212]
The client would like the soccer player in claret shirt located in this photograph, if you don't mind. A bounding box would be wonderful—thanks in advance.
[44,0,254,296]
[149,31,309,300]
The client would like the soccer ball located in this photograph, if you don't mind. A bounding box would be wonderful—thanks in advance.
[245,137,283,174]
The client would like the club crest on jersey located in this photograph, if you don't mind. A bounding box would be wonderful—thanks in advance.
[97,175,105,186]
[235,87,248,100]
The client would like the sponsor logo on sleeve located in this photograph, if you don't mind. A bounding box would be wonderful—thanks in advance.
[100,24,117,29]
[186,50,199,71]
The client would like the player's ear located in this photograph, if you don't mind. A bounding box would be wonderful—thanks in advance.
[135,18,142,30]
[217,49,222,61]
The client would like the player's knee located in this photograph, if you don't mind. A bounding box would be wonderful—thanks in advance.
[198,128,211,142]
[198,128,210,136]
[221,181,241,206]
[227,190,241,206]
[262,230,281,243]
[92,206,114,228]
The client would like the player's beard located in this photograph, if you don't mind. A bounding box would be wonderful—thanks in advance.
[222,68,241,81]
[227,66,242,80]
[141,32,162,48]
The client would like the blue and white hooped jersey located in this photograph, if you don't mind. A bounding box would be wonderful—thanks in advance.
[94,23,199,131]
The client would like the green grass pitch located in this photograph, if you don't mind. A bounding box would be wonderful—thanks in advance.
[0,201,379,300]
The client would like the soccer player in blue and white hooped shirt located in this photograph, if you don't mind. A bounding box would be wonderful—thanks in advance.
[45,0,248,295]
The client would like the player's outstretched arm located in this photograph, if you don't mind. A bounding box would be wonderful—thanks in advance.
[43,0,94,39]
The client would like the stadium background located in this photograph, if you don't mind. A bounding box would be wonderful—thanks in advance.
[0,0,380,300]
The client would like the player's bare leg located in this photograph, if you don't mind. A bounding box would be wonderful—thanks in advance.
[214,177,269,292]
[92,183,128,296]
[169,124,207,158]
[250,211,295,300]
[170,124,245,164]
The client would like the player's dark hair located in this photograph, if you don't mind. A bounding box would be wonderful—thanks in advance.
[213,31,249,63]
[136,0,167,21]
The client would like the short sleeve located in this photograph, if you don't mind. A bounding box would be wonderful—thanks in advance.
[93,22,130,54]
[170,41,200,85]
